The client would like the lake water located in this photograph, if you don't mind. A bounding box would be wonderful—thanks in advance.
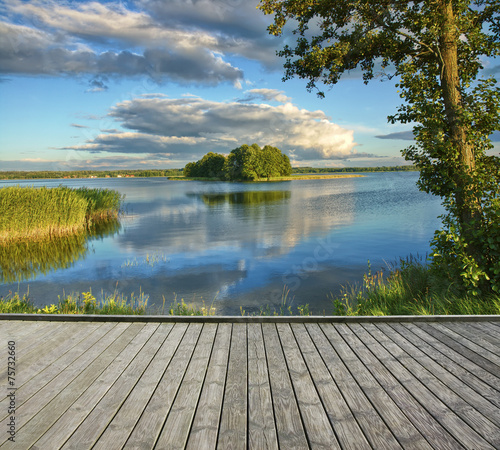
[0,172,444,314]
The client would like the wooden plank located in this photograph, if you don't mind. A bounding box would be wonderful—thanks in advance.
[122,323,200,449]
[155,323,218,449]
[217,323,248,450]
[16,322,101,375]
[420,323,500,376]
[246,323,278,450]
[262,322,309,449]
[0,321,69,383]
[0,322,115,420]
[368,323,498,449]
[60,323,169,449]
[389,323,500,409]
[382,324,500,431]
[468,322,500,347]
[442,322,500,357]
[277,322,340,449]
[186,323,231,450]
[291,323,372,450]
[32,324,175,450]
[0,321,53,343]
[422,323,500,374]
[401,323,500,392]
[89,323,182,450]
[359,323,474,449]
[0,318,497,449]
[434,322,500,363]
[3,322,143,448]
[307,323,400,449]
[333,323,431,449]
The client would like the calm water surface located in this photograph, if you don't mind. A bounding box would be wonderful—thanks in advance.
[0,172,444,314]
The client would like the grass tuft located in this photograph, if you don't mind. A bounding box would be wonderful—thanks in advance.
[0,289,147,315]
[332,257,500,316]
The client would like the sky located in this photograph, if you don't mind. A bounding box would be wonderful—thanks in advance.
[0,0,498,171]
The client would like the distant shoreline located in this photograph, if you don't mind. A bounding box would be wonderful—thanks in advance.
[171,174,365,181]
[0,166,416,181]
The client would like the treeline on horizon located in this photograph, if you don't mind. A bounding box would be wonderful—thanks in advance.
[0,164,417,180]
[0,169,183,180]
[293,165,417,173]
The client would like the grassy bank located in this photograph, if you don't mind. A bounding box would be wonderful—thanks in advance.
[0,186,123,243]
[333,259,500,316]
[2,260,498,316]
[0,290,147,315]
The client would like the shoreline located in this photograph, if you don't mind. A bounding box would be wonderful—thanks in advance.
[169,174,365,182]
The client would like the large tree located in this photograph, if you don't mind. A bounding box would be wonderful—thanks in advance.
[259,0,500,294]
[183,152,226,178]
[224,144,293,180]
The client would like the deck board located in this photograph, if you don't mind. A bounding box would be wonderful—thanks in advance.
[263,322,309,449]
[354,323,461,450]
[309,323,402,449]
[217,323,248,450]
[291,323,372,449]
[0,316,498,449]
[247,323,278,450]
[329,323,430,449]
[186,323,231,450]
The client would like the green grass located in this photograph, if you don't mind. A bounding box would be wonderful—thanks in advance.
[0,289,147,315]
[74,187,123,221]
[3,259,498,316]
[332,258,500,316]
[0,186,123,243]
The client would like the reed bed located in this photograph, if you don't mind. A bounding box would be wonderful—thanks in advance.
[0,186,123,243]
[74,187,123,221]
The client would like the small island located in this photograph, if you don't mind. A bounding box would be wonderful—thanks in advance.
[179,143,362,182]
[183,143,292,181]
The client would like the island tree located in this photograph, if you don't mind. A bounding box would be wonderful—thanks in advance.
[259,0,500,295]
[184,152,226,178]
[183,144,292,181]
[224,143,293,180]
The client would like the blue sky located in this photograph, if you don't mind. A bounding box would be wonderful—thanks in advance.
[0,0,498,171]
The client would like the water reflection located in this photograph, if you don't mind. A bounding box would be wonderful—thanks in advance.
[196,190,291,206]
[0,218,121,283]
[0,174,445,314]
[120,183,356,259]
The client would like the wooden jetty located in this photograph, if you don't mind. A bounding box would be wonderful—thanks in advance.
[0,314,499,449]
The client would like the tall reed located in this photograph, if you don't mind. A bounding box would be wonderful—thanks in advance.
[74,187,123,222]
[0,186,123,243]
[0,186,87,242]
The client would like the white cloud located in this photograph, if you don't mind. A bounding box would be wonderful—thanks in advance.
[65,94,359,161]
[239,88,292,103]
[0,0,285,85]
[0,0,245,85]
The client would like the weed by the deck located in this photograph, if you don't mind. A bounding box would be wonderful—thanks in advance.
[332,258,500,316]
[0,289,147,315]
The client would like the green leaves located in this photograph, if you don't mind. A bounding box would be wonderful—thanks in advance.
[260,0,500,295]
[184,144,292,181]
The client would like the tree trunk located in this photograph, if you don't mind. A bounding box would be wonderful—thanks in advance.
[438,0,481,255]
